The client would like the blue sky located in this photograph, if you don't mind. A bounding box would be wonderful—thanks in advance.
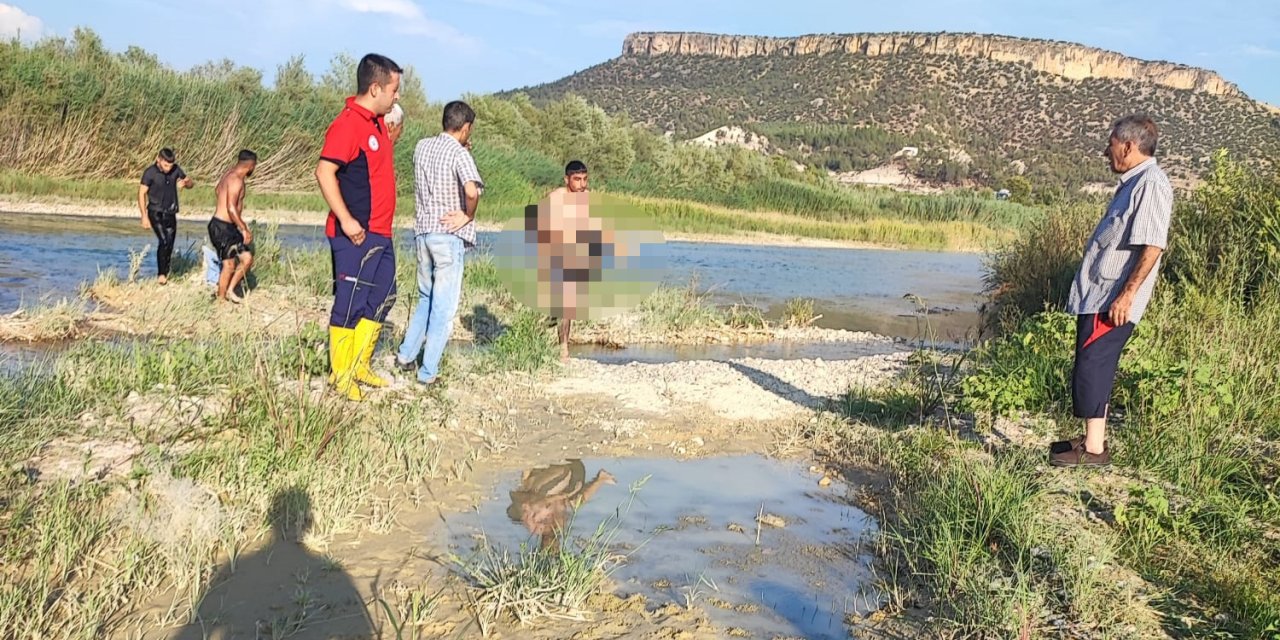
[5,0,1279,105]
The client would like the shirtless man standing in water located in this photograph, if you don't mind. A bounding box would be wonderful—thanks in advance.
[207,149,257,303]
[548,160,591,361]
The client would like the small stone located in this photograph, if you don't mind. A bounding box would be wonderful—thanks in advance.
[757,514,786,528]
[690,436,704,447]
[818,476,832,487]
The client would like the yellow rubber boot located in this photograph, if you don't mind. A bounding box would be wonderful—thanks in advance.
[328,326,362,402]
[353,318,389,387]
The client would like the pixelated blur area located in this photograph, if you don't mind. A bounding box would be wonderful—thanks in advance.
[492,191,667,322]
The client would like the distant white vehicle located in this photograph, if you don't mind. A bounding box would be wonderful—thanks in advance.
[996,189,1011,200]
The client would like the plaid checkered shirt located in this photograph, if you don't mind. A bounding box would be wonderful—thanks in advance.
[1066,157,1173,325]
[412,133,484,247]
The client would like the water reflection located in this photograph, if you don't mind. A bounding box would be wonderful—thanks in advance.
[447,455,884,640]
[505,459,616,550]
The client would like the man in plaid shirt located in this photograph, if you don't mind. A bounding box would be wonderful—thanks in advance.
[394,101,483,385]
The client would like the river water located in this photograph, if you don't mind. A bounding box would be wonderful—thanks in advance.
[0,212,985,344]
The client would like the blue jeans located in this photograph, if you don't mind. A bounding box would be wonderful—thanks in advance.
[396,233,465,382]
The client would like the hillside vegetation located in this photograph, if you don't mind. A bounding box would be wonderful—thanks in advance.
[0,29,1039,250]
[512,39,1280,197]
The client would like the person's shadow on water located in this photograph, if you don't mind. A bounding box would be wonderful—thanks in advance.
[169,487,374,640]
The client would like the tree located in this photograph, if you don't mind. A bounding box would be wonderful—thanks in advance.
[319,52,357,96]
[189,58,262,95]
[397,65,428,116]
[70,28,108,66]
[273,54,312,102]
[1006,175,1033,205]
[537,95,636,180]
[120,45,162,70]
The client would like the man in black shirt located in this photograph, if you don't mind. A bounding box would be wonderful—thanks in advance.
[138,148,193,284]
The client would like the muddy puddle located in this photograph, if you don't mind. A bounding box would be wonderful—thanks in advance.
[441,454,884,640]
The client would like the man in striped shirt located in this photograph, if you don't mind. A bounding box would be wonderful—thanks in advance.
[1051,114,1174,468]
[394,101,483,385]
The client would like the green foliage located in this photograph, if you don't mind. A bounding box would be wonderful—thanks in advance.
[747,122,927,172]
[959,311,1074,420]
[481,308,558,374]
[1004,176,1033,205]
[959,160,1280,636]
[831,385,918,428]
[277,320,329,377]
[0,31,1039,250]
[514,50,1280,190]
[781,297,816,328]
[723,303,766,329]
[980,203,1095,332]
[1163,149,1280,306]
[888,442,1050,635]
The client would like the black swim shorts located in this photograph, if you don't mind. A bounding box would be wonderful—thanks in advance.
[208,217,247,261]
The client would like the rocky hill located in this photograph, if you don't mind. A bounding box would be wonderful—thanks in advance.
[507,32,1280,192]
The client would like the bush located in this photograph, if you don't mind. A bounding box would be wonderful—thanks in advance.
[981,204,1095,332]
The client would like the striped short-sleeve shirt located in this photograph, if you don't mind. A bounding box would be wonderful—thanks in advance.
[1066,157,1174,325]
[412,133,484,247]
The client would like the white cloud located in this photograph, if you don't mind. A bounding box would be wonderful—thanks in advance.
[340,0,423,20]
[336,0,482,50]
[0,3,44,41]
[464,0,553,16]
[1240,44,1280,58]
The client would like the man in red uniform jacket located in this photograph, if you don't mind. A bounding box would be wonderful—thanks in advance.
[314,53,404,401]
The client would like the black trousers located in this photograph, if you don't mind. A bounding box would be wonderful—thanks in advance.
[328,232,396,329]
[1071,313,1135,419]
[147,208,178,276]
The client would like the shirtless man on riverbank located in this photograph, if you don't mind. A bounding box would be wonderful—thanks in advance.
[208,150,257,303]
[547,160,591,361]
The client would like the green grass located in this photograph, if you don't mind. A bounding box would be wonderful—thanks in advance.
[631,196,1016,251]
[450,477,646,631]
[635,279,726,335]
[799,422,1167,639]
[925,153,1280,637]
[791,153,1280,638]
[0,326,473,637]
[476,308,559,374]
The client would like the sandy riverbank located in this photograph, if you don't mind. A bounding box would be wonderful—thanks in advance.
[0,196,918,252]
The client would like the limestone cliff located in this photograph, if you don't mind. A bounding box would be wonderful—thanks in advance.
[621,32,1242,98]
